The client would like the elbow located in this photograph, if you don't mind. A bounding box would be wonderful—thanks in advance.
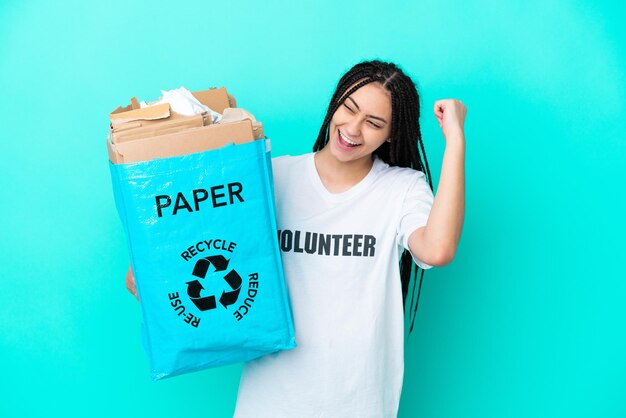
[428,247,457,267]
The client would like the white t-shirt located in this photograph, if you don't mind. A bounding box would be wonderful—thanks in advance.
[233,152,434,418]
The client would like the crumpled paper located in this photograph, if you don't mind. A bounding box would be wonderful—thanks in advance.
[141,86,222,123]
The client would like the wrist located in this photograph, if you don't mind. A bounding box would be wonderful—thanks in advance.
[444,129,465,144]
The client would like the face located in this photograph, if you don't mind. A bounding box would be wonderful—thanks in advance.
[326,81,392,165]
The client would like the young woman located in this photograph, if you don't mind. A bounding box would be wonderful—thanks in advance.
[127,60,466,418]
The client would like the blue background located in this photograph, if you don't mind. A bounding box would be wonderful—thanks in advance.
[1,0,625,417]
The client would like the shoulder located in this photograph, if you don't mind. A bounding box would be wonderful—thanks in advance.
[271,153,311,174]
[373,156,429,190]
[270,153,312,203]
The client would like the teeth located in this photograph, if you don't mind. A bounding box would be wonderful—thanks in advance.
[339,131,359,146]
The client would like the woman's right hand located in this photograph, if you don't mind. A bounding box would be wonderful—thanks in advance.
[126,265,139,301]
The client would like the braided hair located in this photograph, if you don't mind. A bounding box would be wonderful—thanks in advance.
[313,60,433,334]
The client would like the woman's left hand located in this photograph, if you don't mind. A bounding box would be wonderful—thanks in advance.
[409,99,467,267]
[434,99,467,140]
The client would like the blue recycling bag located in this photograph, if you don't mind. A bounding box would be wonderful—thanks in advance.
[109,138,296,380]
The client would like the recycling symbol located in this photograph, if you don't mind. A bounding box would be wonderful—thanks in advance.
[186,255,242,311]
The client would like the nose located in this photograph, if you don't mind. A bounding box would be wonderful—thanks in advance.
[343,117,362,137]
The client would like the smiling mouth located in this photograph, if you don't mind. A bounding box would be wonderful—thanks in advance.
[338,130,361,147]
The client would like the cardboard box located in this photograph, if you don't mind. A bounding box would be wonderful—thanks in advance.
[107,119,257,164]
[111,112,208,144]
[107,87,264,164]
[110,87,231,123]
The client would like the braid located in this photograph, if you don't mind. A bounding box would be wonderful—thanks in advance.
[314,69,379,151]
[315,60,434,335]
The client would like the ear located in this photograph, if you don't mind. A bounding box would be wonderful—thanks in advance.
[385,138,391,143]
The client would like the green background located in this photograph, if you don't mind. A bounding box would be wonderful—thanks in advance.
[1,0,624,417]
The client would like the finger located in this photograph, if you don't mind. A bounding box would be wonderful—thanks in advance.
[435,104,446,118]
[126,275,137,296]
[126,281,136,296]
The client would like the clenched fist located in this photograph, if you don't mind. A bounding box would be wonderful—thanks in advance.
[434,99,467,140]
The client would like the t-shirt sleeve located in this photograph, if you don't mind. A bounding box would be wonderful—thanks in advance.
[271,155,289,170]
[396,171,435,270]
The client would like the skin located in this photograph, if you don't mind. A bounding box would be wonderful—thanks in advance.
[408,99,466,266]
[126,82,467,297]
[314,81,466,267]
[126,265,138,301]
[314,82,393,193]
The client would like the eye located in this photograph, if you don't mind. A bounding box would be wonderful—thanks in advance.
[368,120,382,129]
[343,103,354,113]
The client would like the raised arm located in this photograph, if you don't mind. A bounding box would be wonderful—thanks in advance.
[409,99,466,266]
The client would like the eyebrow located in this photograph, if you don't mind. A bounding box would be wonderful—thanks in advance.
[347,97,388,124]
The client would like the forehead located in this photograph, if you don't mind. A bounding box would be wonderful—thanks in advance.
[345,81,392,118]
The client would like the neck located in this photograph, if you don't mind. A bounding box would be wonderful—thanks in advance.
[314,146,375,189]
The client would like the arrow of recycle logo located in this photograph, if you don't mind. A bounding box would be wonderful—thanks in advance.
[186,255,242,311]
